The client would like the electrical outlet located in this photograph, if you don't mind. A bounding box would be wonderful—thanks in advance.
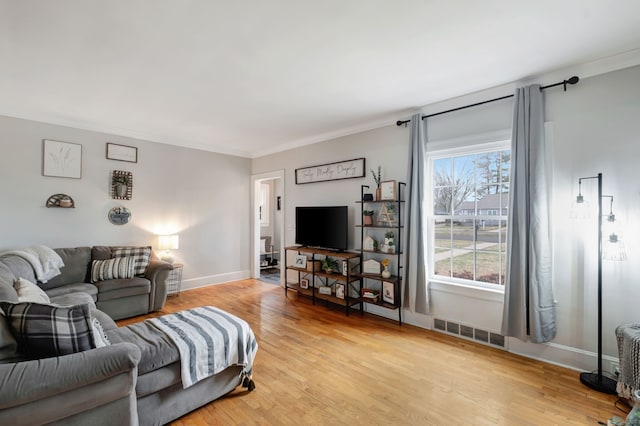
[611,361,620,376]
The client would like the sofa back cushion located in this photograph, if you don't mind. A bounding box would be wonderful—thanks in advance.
[40,247,91,290]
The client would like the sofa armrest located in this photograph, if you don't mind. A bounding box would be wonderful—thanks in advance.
[145,259,173,312]
[0,342,141,410]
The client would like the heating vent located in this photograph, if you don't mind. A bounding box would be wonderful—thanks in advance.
[433,318,505,349]
[460,325,474,339]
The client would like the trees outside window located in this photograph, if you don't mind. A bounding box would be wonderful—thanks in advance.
[430,146,510,288]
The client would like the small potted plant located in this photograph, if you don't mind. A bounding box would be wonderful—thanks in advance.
[321,257,339,274]
[370,166,382,200]
[384,231,395,253]
[363,210,375,226]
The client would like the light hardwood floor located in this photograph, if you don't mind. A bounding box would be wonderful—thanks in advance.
[118,280,624,425]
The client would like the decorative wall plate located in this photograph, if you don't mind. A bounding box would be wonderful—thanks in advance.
[108,206,131,225]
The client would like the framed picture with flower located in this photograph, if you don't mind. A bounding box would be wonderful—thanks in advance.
[382,281,395,304]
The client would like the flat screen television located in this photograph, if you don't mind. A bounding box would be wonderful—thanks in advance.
[295,206,348,251]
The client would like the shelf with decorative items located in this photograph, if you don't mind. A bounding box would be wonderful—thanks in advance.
[355,182,405,325]
[284,246,362,316]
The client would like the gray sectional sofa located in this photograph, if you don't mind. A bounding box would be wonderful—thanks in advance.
[0,247,252,425]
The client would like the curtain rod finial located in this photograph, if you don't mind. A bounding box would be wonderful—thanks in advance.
[396,119,410,127]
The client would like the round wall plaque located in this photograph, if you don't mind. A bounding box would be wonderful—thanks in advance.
[108,206,131,225]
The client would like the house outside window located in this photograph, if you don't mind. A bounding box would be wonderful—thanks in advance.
[428,142,510,289]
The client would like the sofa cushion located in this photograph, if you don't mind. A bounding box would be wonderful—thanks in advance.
[95,278,150,302]
[136,362,181,397]
[49,291,97,308]
[40,247,91,290]
[91,245,113,261]
[0,302,96,357]
[112,246,152,276]
[90,257,135,283]
[45,283,98,300]
[106,320,179,375]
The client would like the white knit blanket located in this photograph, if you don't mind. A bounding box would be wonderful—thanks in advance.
[0,245,64,283]
[616,323,640,399]
[149,306,258,389]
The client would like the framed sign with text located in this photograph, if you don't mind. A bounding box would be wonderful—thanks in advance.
[295,158,365,184]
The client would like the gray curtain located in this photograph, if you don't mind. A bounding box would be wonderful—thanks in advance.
[501,85,556,343]
[403,113,429,314]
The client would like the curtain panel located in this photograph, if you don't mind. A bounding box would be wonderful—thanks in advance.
[403,113,429,314]
[501,85,556,343]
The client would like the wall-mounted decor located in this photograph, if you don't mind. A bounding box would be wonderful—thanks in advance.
[106,143,138,163]
[46,194,75,208]
[108,206,131,225]
[42,139,82,179]
[111,170,133,200]
[295,158,365,184]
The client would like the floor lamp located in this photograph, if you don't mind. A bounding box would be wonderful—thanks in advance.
[573,173,626,394]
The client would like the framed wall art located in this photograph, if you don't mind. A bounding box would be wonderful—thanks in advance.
[380,180,397,200]
[106,143,138,163]
[42,139,82,179]
[335,283,345,299]
[383,281,395,304]
[295,158,365,184]
[293,255,307,269]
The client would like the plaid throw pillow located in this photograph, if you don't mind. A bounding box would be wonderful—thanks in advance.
[0,302,95,357]
[112,246,152,276]
[91,257,135,283]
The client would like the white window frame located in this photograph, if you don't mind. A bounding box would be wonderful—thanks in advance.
[426,131,511,292]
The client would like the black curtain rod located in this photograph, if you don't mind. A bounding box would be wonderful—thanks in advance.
[396,76,580,127]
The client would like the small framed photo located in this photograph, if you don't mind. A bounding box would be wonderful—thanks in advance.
[300,278,309,289]
[335,283,345,299]
[380,180,397,200]
[106,143,138,163]
[43,139,82,179]
[294,255,307,269]
[342,260,348,276]
[383,281,395,304]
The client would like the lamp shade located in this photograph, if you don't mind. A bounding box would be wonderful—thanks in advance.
[158,234,179,250]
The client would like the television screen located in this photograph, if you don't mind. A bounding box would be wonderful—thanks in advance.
[295,206,348,251]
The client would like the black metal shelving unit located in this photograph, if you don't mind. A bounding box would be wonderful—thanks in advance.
[355,182,405,325]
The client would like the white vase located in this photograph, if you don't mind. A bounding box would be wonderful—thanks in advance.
[381,267,391,279]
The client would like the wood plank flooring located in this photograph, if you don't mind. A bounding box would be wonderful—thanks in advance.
[117,280,626,425]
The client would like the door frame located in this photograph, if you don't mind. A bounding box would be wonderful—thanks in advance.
[251,169,285,284]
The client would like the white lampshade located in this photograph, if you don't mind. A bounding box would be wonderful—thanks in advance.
[158,234,179,250]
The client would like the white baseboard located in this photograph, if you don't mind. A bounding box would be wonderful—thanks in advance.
[180,270,251,291]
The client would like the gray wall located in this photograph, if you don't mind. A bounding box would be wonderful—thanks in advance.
[0,115,251,289]
[253,65,640,373]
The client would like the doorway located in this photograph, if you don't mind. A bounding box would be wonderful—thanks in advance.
[251,170,285,285]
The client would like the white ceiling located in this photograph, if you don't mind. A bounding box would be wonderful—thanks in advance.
[2,1,640,158]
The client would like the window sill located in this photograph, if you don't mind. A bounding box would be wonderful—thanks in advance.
[429,278,504,303]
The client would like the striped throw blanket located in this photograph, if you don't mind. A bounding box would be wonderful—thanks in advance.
[149,306,258,389]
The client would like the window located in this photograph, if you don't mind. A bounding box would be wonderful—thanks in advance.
[429,143,510,288]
